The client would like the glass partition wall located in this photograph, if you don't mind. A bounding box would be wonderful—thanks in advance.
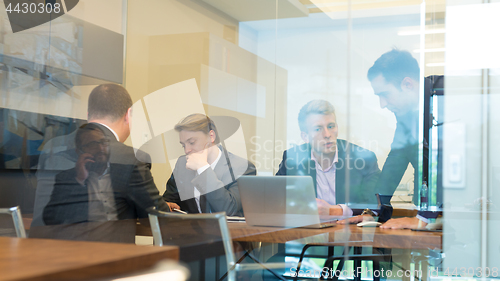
[0,0,125,222]
[442,0,500,276]
[125,0,500,278]
[0,0,499,280]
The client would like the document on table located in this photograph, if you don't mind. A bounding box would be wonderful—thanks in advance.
[226,216,245,223]
[174,209,245,222]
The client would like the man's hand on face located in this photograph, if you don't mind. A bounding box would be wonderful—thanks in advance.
[380,216,425,229]
[75,153,94,184]
[185,143,210,171]
[316,198,343,216]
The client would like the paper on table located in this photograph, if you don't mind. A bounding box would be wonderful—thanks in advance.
[173,209,245,222]
[226,216,245,222]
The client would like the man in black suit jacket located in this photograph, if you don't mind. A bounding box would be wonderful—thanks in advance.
[43,84,169,226]
[276,100,380,216]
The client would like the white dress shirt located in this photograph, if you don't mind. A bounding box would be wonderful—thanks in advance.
[92,122,119,141]
[311,148,353,216]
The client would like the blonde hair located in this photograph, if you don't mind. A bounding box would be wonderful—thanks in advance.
[174,114,220,143]
[298,100,336,132]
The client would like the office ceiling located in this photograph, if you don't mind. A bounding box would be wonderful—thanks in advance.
[201,0,309,21]
[202,0,446,22]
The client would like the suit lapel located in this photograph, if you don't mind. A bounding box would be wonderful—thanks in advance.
[213,147,229,180]
[179,168,200,214]
[297,144,318,197]
[198,146,229,213]
[185,198,200,214]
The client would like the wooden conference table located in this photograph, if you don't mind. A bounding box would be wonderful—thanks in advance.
[227,223,441,281]
[14,220,440,281]
[25,216,441,250]
[231,223,441,281]
[228,223,442,249]
[0,237,178,281]
[136,221,442,250]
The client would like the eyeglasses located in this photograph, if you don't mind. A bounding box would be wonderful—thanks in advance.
[81,139,110,151]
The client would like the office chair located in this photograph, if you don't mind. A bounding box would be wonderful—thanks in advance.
[148,209,286,281]
[294,204,394,281]
[0,206,27,238]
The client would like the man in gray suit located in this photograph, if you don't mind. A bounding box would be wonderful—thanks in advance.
[163,114,256,216]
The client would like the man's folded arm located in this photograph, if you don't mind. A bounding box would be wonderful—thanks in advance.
[193,161,256,216]
[128,160,171,217]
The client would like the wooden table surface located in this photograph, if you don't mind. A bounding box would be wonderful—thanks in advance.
[0,237,178,281]
[21,207,421,233]
[136,221,441,250]
[228,223,442,249]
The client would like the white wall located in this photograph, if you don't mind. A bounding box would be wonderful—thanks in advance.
[443,0,500,270]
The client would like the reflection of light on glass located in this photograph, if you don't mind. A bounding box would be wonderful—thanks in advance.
[201,65,266,118]
[308,202,316,210]
[446,2,500,70]
[398,28,445,36]
[413,48,445,53]
[290,201,296,207]
[113,270,187,281]
[426,62,445,67]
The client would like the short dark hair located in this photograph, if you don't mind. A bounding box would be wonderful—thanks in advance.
[75,123,105,151]
[174,114,220,144]
[298,100,335,133]
[367,49,420,89]
[88,84,133,122]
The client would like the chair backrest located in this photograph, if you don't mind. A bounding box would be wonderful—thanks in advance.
[0,206,27,238]
[148,210,237,280]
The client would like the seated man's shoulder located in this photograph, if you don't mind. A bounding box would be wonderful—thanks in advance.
[227,151,252,166]
[109,142,152,165]
[283,143,310,159]
[226,150,256,175]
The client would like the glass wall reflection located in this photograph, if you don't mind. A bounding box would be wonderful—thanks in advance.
[0,0,499,280]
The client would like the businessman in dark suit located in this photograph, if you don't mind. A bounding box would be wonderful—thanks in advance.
[43,84,170,226]
[163,114,256,216]
[276,100,380,216]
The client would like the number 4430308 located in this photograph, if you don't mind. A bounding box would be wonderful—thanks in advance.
[444,267,498,278]
[5,2,62,14]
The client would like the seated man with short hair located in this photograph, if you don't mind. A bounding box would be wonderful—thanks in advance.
[276,100,380,216]
[163,114,256,216]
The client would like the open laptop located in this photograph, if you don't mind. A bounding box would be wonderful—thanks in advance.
[238,176,337,229]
